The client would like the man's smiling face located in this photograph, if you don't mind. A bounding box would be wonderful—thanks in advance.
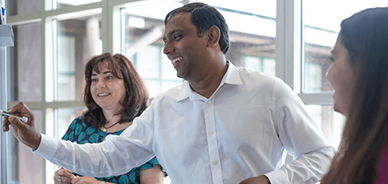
[162,12,209,81]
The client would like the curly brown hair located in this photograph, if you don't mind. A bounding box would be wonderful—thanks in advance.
[82,52,149,128]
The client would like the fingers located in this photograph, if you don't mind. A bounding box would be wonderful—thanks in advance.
[8,116,25,128]
[54,169,76,184]
[8,102,34,124]
[70,176,80,184]
[54,175,73,184]
[70,176,100,184]
[62,170,75,178]
[7,102,24,115]
[55,168,74,178]
[5,116,28,137]
[3,102,35,133]
[3,117,10,132]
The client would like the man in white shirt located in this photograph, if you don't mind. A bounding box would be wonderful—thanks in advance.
[3,2,334,184]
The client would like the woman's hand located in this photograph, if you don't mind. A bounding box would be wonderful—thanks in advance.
[71,176,111,184]
[2,102,41,150]
[54,168,75,184]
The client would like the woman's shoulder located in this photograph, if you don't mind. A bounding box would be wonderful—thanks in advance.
[69,115,84,126]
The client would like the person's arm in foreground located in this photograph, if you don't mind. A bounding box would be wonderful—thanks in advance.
[3,102,156,178]
[240,79,335,184]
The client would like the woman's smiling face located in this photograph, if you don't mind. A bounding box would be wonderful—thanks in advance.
[90,61,126,112]
[327,34,354,117]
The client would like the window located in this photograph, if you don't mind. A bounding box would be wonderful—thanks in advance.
[301,0,388,148]
[5,0,41,16]
[242,55,276,76]
[303,0,388,93]
[121,0,183,98]
[305,105,345,148]
[133,45,183,97]
[204,0,276,75]
[7,23,42,102]
[45,107,84,182]
[55,15,102,101]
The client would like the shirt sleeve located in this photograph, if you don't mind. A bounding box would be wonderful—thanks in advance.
[33,113,156,178]
[264,79,335,184]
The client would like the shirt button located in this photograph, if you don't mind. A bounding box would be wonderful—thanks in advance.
[208,130,214,135]
[207,101,212,106]
[213,161,218,165]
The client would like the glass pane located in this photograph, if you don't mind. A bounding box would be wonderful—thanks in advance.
[123,1,183,98]
[13,110,43,183]
[7,23,42,102]
[302,0,388,93]
[56,0,101,8]
[144,80,161,99]
[135,45,160,79]
[56,15,102,101]
[4,0,41,16]
[43,108,83,184]
[56,108,84,139]
[242,56,276,76]
[305,105,346,149]
[203,0,276,76]
[161,49,179,80]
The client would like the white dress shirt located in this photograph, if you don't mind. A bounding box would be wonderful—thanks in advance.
[34,62,334,184]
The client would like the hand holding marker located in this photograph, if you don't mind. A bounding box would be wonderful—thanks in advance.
[1,110,28,123]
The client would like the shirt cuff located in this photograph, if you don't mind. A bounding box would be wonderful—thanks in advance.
[33,134,59,161]
[265,169,289,184]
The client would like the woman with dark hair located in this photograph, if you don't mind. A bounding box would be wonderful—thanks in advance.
[321,7,388,184]
[53,53,165,184]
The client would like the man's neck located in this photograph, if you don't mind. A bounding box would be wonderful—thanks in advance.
[189,60,229,99]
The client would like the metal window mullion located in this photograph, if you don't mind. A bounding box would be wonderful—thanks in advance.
[157,46,160,93]
[119,7,126,55]
[101,0,109,52]
[1,41,9,184]
[53,19,58,101]
[275,0,302,93]
[275,0,285,80]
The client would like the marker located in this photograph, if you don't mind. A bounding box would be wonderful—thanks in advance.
[1,110,28,123]
[0,7,5,25]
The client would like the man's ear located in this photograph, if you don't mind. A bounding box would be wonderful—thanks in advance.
[207,25,221,48]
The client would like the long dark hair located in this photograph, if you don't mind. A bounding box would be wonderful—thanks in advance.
[321,7,388,184]
[165,2,230,54]
[82,53,149,128]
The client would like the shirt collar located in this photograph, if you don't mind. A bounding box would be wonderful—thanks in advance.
[176,61,242,102]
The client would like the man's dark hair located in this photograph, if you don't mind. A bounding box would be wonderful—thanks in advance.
[165,2,230,54]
